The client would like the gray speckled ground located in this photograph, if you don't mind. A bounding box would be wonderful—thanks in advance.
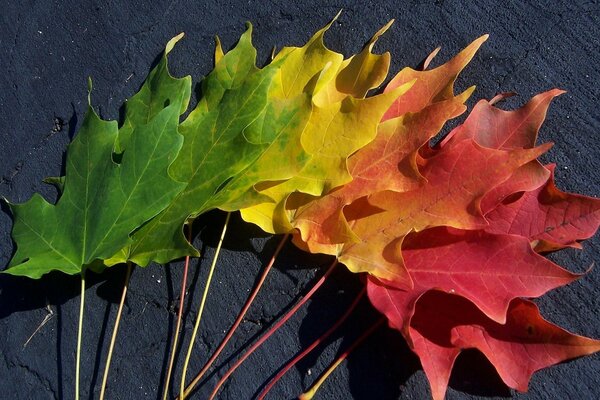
[1,1,599,399]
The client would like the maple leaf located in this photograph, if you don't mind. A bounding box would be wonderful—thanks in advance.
[292,93,473,255]
[113,20,401,266]
[115,18,399,264]
[441,89,565,213]
[368,286,600,400]
[440,89,563,150]
[293,87,571,289]
[486,164,600,252]
[4,35,191,278]
[368,226,577,324]
[239,17,412,234]
[111,25,288,266]
[437,88,600,250]
[290,33,491,232]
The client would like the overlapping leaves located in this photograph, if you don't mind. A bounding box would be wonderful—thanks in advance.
[3,17,600,400]
[112,24,287,266]
[361,91,600,399]
[239,17,413,234]
[285,38,600,399]
[115,17,412,266]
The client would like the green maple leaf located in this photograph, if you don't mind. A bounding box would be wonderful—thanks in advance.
[3,35,191,279]
[109,24,305,267]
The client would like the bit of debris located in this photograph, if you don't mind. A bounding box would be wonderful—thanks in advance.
[51,117,64,133]
[23,303,55,348]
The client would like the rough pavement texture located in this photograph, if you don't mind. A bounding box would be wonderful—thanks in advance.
[1,1,599,399]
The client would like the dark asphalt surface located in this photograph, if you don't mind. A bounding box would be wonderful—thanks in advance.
[1,1,599,399]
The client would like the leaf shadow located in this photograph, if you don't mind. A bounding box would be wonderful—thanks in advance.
[177,227,338,399]
[0,263,127,399]
[116,51,165,126]
[192,208,320,302]
[54,106,78,178]
[346,320,420,399]
[196,210,270,255]
[448,349,512,398]
[55,303,64,400]
[66,104,79,142]
[0,266,118,319]
[87,301,112,399]
[284,267,420,400]
[247,266,369,398]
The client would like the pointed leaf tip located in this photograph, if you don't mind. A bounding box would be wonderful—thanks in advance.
[333,9,343,22]
[86,76,93,105]
[318,10,342,34]
[165,32,185,55]
[214,35,224,65]
[375,19,395,40]
[461,85,477,101]
[421,46,441,70]
[238,22,254,45]
[489,91,518,105]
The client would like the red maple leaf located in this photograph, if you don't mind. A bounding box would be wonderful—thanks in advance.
[367,286,600,400]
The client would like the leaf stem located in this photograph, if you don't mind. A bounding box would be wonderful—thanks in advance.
[298,316,385,400]
[162,225,193,400]
[180,212,231,399]
[181,233,290,398]
[257,286,366,399]
[205,259,339,400]
[75,272,85,400]
[99,262,133,400]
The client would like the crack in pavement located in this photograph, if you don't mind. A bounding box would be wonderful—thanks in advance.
[6,357,58,400]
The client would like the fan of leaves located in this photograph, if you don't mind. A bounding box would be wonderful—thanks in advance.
[286,44,600,398]
[4,17,412,276]
[2,16,600,400]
